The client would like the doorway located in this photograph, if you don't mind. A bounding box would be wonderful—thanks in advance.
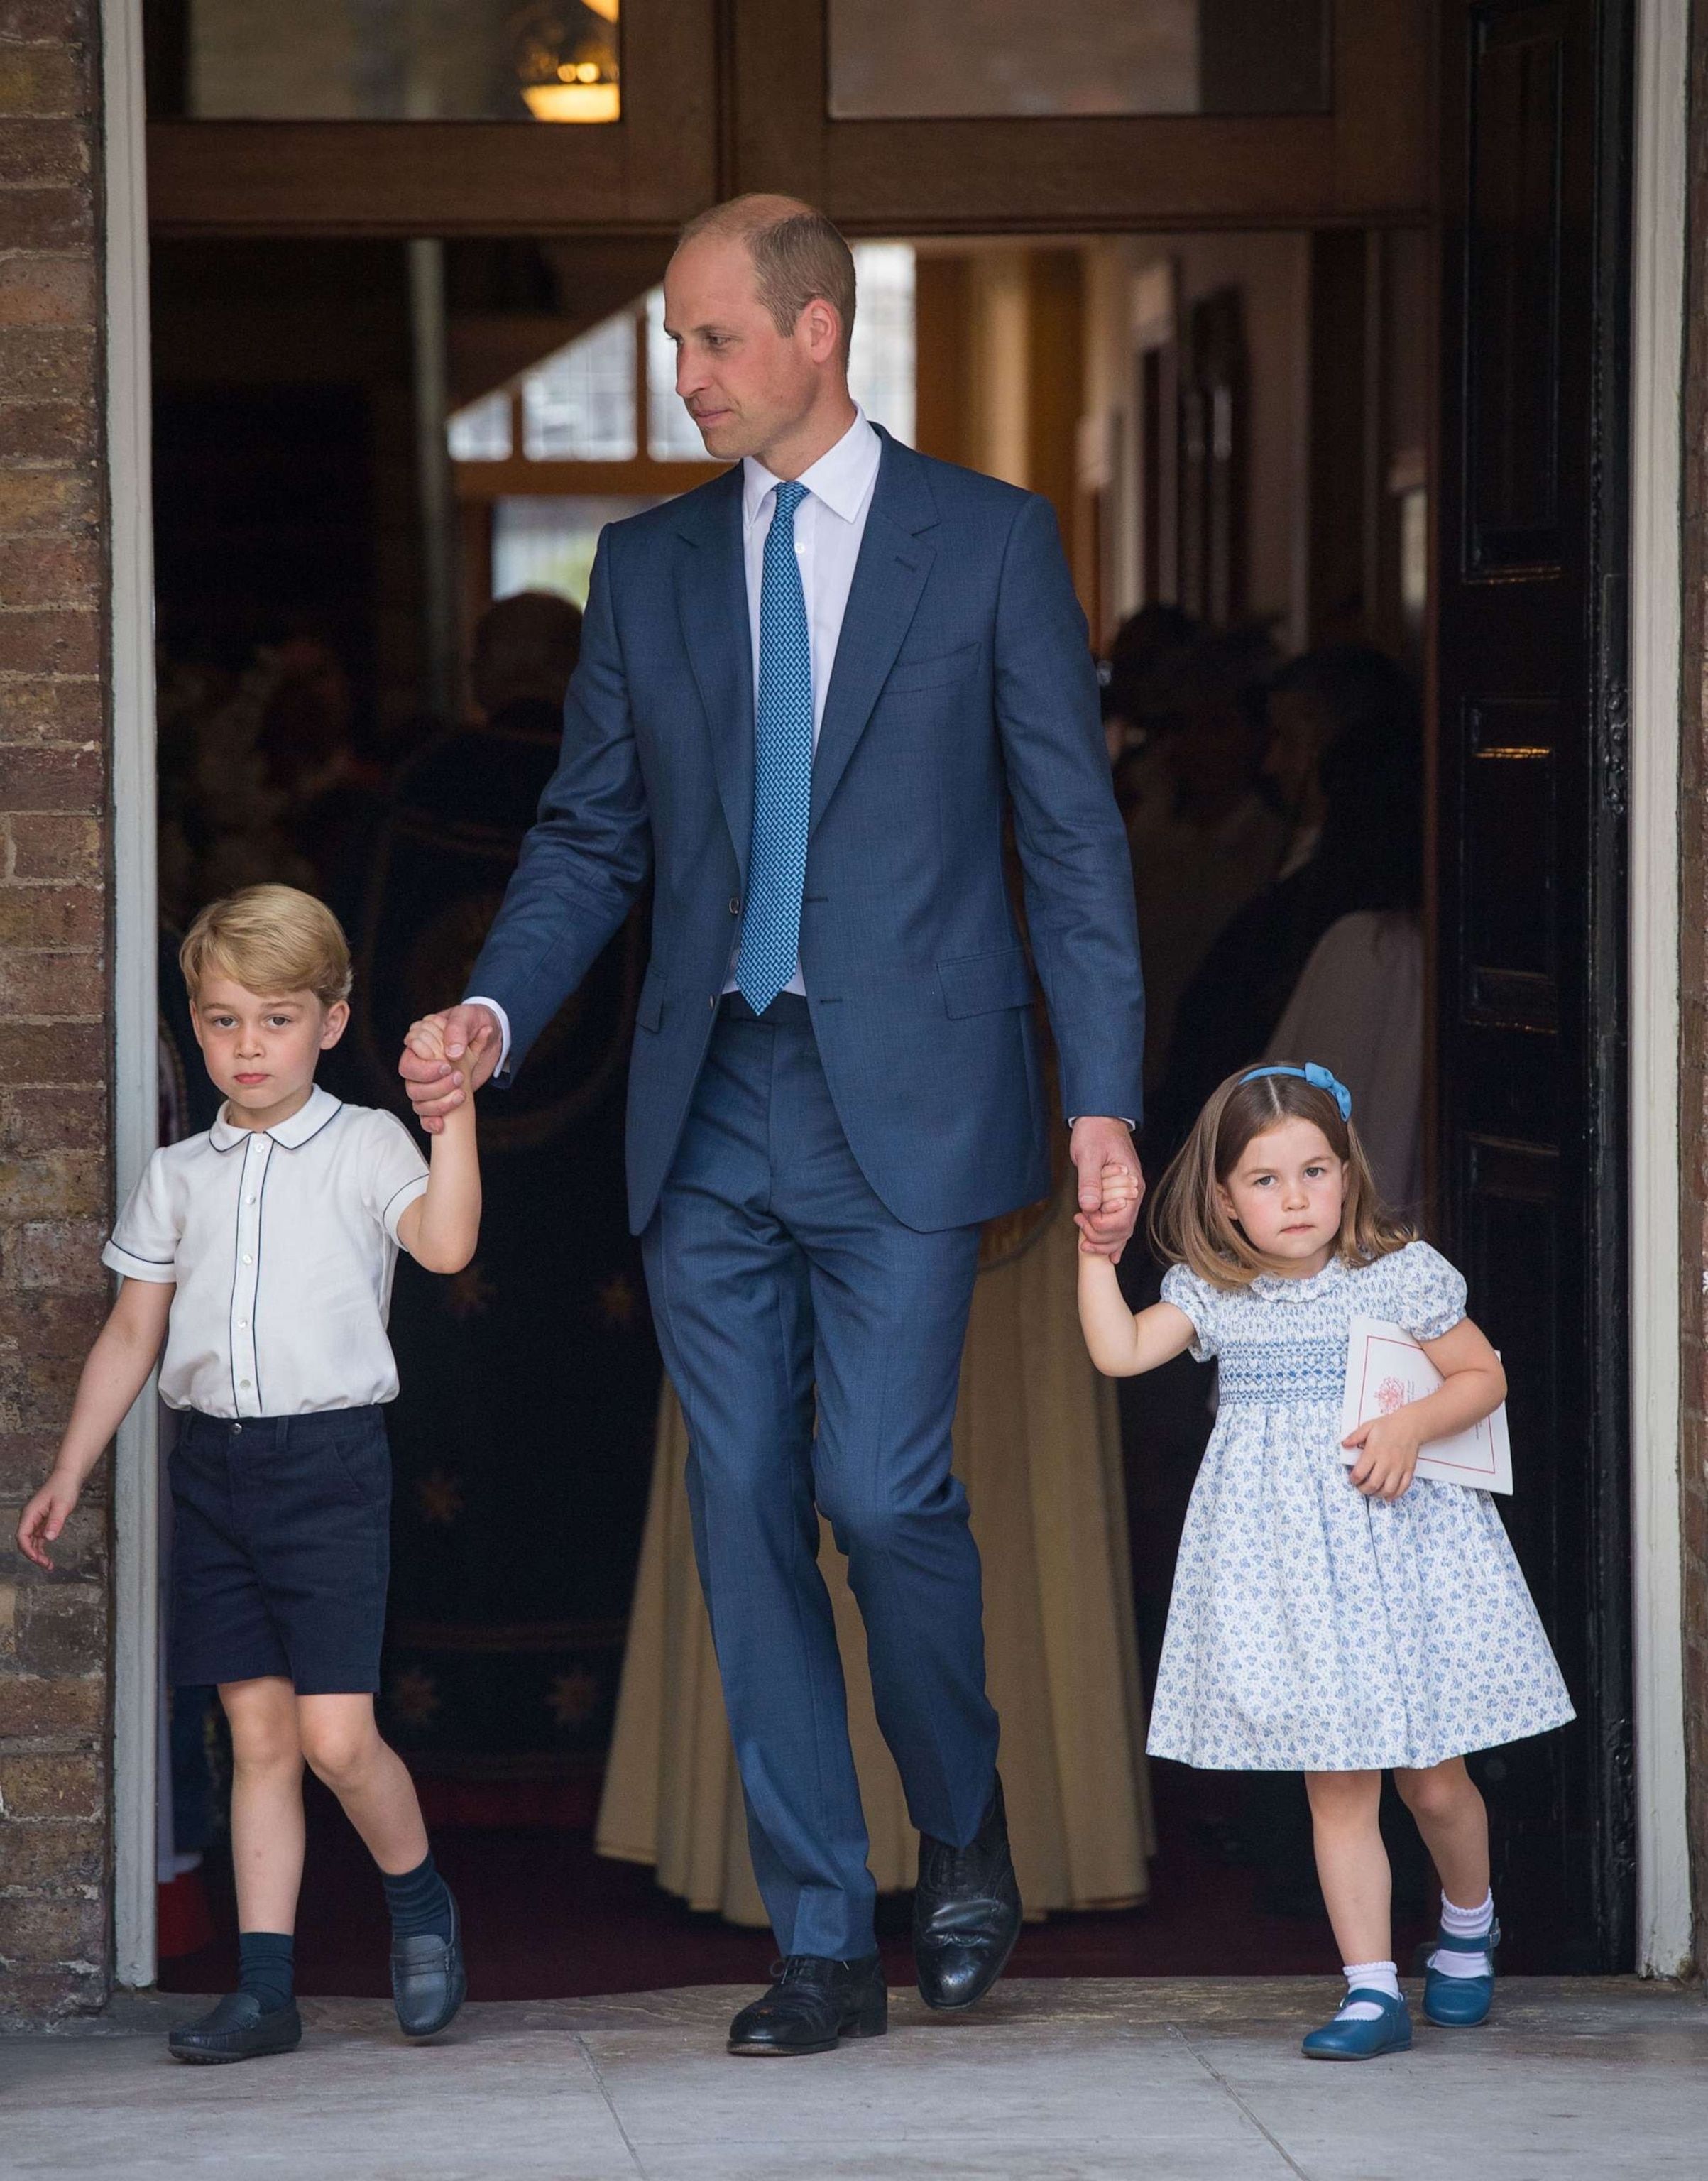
[114,0,1671,1992]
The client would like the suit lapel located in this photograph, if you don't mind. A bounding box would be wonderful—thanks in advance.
[674,468,754,882]
[810,434,938,833]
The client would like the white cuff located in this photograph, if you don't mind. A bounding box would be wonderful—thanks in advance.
[462,995,512,1076]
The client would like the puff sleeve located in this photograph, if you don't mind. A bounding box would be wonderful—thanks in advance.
[359,1111,430,1245]
[1387,1240,1469,1343]
[102,1149,180,1284]
[1161,1262,1222,1362]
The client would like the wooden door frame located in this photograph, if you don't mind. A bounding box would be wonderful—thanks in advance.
[106,0,1692,1988]
[731,0,1430,233]
[1628,0,1691,1977]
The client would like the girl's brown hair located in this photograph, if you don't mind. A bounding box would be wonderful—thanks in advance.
[1149,1066,1414,1290]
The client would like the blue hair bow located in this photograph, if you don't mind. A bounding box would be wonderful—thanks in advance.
[1239,1061,1353,1122]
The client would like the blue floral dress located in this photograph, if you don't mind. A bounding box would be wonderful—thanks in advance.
[1146,1241,1575,1772]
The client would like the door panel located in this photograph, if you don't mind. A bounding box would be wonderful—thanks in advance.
[733,0,1429,231]
[1435,0,1633,1969]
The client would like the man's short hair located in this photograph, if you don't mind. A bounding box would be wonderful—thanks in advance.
[180,884,353,1010]
[677,193,857,368]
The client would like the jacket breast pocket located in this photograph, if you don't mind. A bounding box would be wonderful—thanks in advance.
[882,641,979,698]
[937,945,1036,1019]
[635,963,667,1033]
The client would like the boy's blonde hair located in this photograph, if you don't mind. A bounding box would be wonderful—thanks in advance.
[179,885,353,1010]
[1149,1065,1414,1291]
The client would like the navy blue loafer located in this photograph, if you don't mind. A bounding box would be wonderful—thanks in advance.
[1301,1989,1413,2060]
[168,1990,302,2064]
[391,1886,467,2039]
[1423,1917,1499,2027]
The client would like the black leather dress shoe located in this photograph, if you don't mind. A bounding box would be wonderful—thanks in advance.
[913,1771,1022,2011]
[167,1991,302,2065]
[391,1886,468,2038]
[727,1953,887,2056]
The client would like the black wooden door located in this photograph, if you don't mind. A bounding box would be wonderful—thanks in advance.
[1435,0,1633,1969]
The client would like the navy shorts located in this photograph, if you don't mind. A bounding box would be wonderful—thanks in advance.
[168,1406,390,1695]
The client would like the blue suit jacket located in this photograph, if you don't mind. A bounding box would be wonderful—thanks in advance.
[466,429,1145,1235]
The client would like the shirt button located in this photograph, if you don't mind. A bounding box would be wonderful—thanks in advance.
[236,1319,248,1330]
[241,1253,253,1265]
[239,1379,252,1390]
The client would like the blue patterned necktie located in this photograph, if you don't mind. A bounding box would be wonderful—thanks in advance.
[736,478,813,1015]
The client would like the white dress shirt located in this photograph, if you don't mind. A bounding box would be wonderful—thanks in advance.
[103,1086,429,1419]
[470,409,882,1054]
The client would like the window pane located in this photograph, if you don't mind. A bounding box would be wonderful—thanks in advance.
[522,312,637,461]
[848,245,915,447]
[162,0,620,121]
[447,390,513,462]
[646,290,721,461]
[827,0,1328,121]
[492,496,669,608]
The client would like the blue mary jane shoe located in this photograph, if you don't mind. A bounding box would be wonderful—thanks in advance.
[1301,1989,1413,2061]
[1422,1918,1499,2027]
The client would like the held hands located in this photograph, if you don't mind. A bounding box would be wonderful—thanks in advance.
[1341,1413,1421,1501]
[399,1005,498,1137]
[1072,1120,1144,1262]
[16,1472,80,1571]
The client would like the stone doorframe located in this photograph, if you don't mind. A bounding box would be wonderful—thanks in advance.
[97,0,1697,1989]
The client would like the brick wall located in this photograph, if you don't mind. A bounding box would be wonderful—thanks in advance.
[0,0,111,2026]
[1682,1,1708,1982]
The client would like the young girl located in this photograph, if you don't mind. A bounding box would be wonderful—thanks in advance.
[1079,1062,1573,2060]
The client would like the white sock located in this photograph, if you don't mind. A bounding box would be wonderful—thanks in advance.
[1337,1959,1401,2019]
[1430,1889,1494,1978]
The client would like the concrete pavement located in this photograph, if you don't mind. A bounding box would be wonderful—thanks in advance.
[4,1977,1704,2178]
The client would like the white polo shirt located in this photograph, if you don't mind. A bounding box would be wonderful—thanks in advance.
[103,1086,430,1419]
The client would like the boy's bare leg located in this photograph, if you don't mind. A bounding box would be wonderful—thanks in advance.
[1304,1769,1391,1966]
[1394,1756,1491,1907]
[296,1693,429,1874]
[219,1676,307,1933]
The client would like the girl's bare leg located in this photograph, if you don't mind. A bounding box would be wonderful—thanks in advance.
[1304,1769,1390,1966]
[1394,1756,1491,1908]
[219,1676,306,1933]
[295,1693,429,1875]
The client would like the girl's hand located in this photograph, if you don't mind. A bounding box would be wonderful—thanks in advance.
[1077,1161,1141,1250]
[16,1471,81,1570]
[1342,1414,1421,1499]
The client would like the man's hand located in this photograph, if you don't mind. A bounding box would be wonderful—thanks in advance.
[1070,1116,1144,1262]
[400,1004,500,1137]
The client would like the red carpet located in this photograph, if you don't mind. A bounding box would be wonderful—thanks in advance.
[158,1766,1438,2000]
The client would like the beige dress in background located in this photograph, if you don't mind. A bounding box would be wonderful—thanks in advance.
[596,1187,1156,1925]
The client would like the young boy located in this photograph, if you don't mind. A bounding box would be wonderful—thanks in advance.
[16,884,488,2063]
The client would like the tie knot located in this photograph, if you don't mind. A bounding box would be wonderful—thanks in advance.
[772,479,808,526]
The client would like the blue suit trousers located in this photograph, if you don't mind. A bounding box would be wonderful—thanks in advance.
[642,997,1000,1958]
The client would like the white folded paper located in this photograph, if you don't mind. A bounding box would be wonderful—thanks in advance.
[1340,1316,1512,1494]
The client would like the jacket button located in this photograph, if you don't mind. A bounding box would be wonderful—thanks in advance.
[729,896,741,916]
[708,993,718,1010]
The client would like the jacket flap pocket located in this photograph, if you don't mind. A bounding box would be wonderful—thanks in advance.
[635,963,667,1032]
[883,641,978,697]
[937,946,1034,1019]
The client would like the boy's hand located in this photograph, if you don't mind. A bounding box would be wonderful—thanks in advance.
[16,1472,80,1570]
[1342,1414,1421,1500]
[400,1005,499,1135]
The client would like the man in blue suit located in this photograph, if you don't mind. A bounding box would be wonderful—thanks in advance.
[402,196,1145,2055]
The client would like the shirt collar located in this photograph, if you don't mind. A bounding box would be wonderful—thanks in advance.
[742,408,881,533]
[209,1082,342,1153]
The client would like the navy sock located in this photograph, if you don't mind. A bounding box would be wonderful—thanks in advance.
[237,1930,295,2014]
[382,1850,453,1942]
